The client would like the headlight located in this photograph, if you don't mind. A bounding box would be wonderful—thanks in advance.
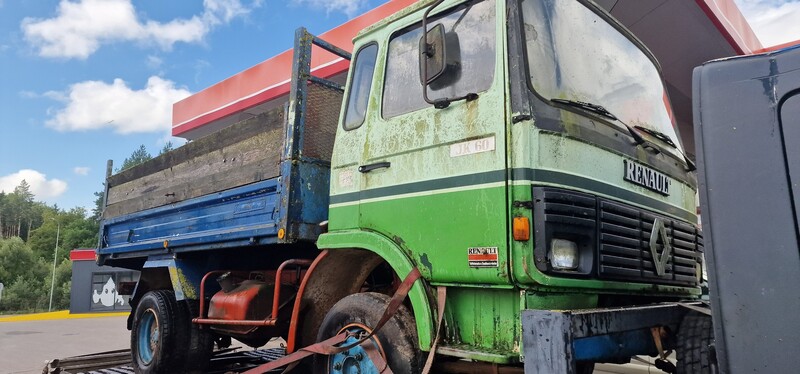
[550,239,580,270]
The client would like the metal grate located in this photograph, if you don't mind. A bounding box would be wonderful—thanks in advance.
[540,188,597,227]
[302,82,343,162]
[598,199,701,285]
[535,187,702,286]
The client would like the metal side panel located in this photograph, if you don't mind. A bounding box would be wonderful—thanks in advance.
[521,303,693,373]
[99,179,281,255]
[693,45,800,373]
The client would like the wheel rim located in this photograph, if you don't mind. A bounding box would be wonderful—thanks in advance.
[137,309,159,365]
[329,323,387,374]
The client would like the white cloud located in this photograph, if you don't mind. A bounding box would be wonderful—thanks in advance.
[146,55,163,69]
[45,76,192,134]
[0,169,68,200]
[22,0,258,59]
[293,0,369,18]
[73,166,90,176]
[735,0,800,47]
[19,90,39,98]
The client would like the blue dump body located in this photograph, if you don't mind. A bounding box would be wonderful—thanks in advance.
[101,179,283,254]
[97,31,347,265]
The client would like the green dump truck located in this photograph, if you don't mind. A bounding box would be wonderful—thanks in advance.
[96,0,707,373]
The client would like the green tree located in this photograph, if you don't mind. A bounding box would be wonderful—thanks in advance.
[159,141,174,155]
[29,208,96,262]
[116,144,152,172]
[43,258,73,310]
[91,189,105,221]
[0,237,36,284]
[0,238,49,312]
[1,181,36,239]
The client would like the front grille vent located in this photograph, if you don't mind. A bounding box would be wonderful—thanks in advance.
[598,200,701,285]
[533,187,702,286]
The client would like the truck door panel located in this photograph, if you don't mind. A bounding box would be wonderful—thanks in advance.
[359,0,509,284]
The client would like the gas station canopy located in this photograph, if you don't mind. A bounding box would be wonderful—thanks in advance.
[173,0,769,156]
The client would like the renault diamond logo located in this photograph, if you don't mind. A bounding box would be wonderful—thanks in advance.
[649,217,672,277]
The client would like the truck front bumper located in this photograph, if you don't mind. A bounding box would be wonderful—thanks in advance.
[521,302,705,373]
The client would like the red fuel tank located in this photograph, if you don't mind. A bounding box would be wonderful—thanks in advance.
[208,280,278,347]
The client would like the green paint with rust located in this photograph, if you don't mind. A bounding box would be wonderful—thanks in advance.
[442,288,521,362]
[320,0,700,362]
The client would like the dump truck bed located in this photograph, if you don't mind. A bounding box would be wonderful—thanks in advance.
[97,81,343,261]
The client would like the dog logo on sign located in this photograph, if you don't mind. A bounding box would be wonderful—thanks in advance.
[92,278,125,307]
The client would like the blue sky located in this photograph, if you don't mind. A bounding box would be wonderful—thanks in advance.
[0,0,383,210]
[0,0,798,212]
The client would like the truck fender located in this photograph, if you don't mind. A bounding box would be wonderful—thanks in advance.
[126,257,200,329]
[296,230,435,351]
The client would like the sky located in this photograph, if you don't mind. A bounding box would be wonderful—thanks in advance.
[0,0,799,212]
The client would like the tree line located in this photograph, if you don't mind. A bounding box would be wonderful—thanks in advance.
[0,143,171,313]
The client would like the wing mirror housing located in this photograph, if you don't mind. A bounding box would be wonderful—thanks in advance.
[419,0,471,109]
[419,23,447,85]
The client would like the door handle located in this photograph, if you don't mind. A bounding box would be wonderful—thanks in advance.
[358,162,391,173]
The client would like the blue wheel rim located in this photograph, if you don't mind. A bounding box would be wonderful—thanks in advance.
[329,325,385,374]
[137,309,158,365]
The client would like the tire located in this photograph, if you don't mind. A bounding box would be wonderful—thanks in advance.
[178,299,214,373]
[131,291,214,373]
[676,312,718,374]
[314,292,423,373]
[131,290,188,373]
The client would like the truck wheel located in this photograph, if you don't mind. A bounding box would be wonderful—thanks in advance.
[315,292,423,373]
[676,312,718,374]
[178,299,214,372]
[131,290,187,373]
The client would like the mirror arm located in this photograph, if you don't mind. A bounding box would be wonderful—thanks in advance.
[421,0,446,107]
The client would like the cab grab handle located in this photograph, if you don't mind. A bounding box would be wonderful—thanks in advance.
[358,162,391,173]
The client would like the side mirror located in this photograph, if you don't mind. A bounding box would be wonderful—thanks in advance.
[419,23,447,85]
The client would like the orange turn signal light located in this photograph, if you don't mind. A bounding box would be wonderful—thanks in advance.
[513,217,530,241]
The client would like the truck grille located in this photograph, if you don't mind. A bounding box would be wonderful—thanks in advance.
[534,187,702,286]
[598,200,702,285]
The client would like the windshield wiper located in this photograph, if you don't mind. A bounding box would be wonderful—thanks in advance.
[551,98,696,172]
[551,99,646,146]
[633,125,696,171]
[552,99,617,120]
[634,126,677,148]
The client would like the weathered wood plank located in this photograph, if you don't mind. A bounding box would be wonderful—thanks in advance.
[103,157,279,219]
[107,106,285,187]
[106,128,282,206]
[103,106,286,218]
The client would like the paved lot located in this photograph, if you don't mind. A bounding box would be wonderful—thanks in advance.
[0,313,669,374]
[0,315,129,374]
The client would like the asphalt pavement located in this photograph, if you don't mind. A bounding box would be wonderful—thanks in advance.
[0,313,667,374]
[0,314,129,374]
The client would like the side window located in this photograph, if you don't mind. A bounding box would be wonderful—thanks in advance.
[383,0,496,119]
[343,43,379,130]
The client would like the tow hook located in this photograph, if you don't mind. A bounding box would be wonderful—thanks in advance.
[651,326,676,373]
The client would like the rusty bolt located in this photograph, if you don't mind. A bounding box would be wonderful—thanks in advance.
[333,362,343,370]
[354,352,364,361]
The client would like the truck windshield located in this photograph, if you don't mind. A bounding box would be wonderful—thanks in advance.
[520,0,683,151]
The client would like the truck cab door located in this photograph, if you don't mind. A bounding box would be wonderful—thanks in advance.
[357,0,509,284]
[328,44,380,232]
